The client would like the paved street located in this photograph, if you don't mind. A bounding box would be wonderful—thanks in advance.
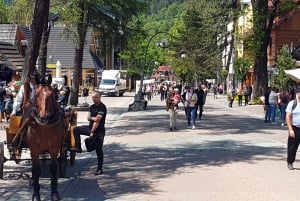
[0,92,299,201]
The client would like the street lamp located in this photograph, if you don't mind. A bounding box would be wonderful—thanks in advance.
[128,31,172,111]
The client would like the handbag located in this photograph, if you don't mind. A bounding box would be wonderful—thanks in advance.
[84,136,99,152]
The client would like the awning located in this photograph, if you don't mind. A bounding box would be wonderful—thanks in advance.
[90,51,104,69]
[284,68,300,82]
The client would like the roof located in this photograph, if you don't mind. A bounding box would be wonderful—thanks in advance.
[46,25,100,69]
[0,42,24,70]
[157,65,171,72]
[0,24,17,45]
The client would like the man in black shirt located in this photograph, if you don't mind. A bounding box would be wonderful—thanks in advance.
[195,85,205,119]
[264,87,271,123]
[73,91,107,175]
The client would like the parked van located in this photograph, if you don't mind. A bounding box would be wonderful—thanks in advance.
[98,70,127,96]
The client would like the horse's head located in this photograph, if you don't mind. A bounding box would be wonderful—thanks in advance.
[35,85,58,124]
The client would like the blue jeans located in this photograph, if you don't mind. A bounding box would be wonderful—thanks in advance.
[269,104,277,122]
[186,106,196,126]
[265,105,270,121]
[280,104,287,124]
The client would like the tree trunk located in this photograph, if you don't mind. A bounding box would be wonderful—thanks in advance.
[38,19,51,81]
[22,0,50,82]
[251,0,279,100]
[69,1,88,106]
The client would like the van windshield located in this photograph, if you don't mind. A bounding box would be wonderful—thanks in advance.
[101,79,115,85]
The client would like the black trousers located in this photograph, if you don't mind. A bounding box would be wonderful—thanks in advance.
[196,104,204,118]
[73,125,104,170]
[287,126,300,164]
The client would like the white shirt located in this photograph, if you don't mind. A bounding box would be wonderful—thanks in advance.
[286,100,300,127]
[12,82,36,115]
[185,91,197,107]
[268,90,277,105]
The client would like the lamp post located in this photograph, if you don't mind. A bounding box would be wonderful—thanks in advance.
[128,31,172,111]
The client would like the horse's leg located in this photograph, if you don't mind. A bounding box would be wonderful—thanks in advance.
[50,154,60,201]
[31,157,41,201]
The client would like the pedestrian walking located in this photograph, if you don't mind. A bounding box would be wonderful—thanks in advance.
[264,87,271,123]
[268,87,278,124]
[237,85,244,106]
[185,86,198,129]
[228,86,236,108]
[279,89,289,126]
[286,87,300,170]
[166,87,180,131]
[195,85,204,119]
[73,91,107,175]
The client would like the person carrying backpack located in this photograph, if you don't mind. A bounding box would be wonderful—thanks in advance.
[286,87,300,170]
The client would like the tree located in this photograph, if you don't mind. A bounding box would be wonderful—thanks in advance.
[251,0,298,99]
[22,0,50,81]
[0,1,8,23]
[233,57,251,83]
[55,0,147,105]
[274,44,296,89]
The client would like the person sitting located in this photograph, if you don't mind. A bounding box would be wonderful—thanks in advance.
[11,74,37,117]
[57,90,67,108]
[10,73,38,147]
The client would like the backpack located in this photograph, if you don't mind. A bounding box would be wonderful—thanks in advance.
[292,99,297,111]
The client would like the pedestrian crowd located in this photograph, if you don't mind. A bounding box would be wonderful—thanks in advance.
[160,81,209,131]
[262,85,295,126]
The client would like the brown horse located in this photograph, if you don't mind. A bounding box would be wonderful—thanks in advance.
[24,84,68,201]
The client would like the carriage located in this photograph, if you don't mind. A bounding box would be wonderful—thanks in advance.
[0,84,79,201]
[0,107,78,179]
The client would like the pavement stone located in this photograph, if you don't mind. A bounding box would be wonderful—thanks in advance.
[0,92,298,201]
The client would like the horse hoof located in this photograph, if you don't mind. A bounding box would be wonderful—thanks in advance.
[32,193,41,201]
[51,192,60,201]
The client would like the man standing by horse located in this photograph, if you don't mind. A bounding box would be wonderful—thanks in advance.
[73,91,107,175]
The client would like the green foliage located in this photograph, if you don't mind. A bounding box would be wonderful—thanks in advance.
[250,97,263,105]
[6,0,35,25]
[221,69,228,79]
[233,57,251,82]
[273,44,296,89]
[0,1,8,23]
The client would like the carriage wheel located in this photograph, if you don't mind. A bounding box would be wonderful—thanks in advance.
[0,142,5,179]
[59,151,67,178]
[69,151,76,166]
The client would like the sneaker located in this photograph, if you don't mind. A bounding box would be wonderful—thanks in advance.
[192,125,195,130]
[288,163,294,170]
[281,123,285,127]
[95,169,103,175]
[170,128,173,131]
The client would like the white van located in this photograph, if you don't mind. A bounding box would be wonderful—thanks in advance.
[98,70,127,96]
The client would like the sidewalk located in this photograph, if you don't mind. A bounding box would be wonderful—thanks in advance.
[78,92,294,201]
[1,92,296,201]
